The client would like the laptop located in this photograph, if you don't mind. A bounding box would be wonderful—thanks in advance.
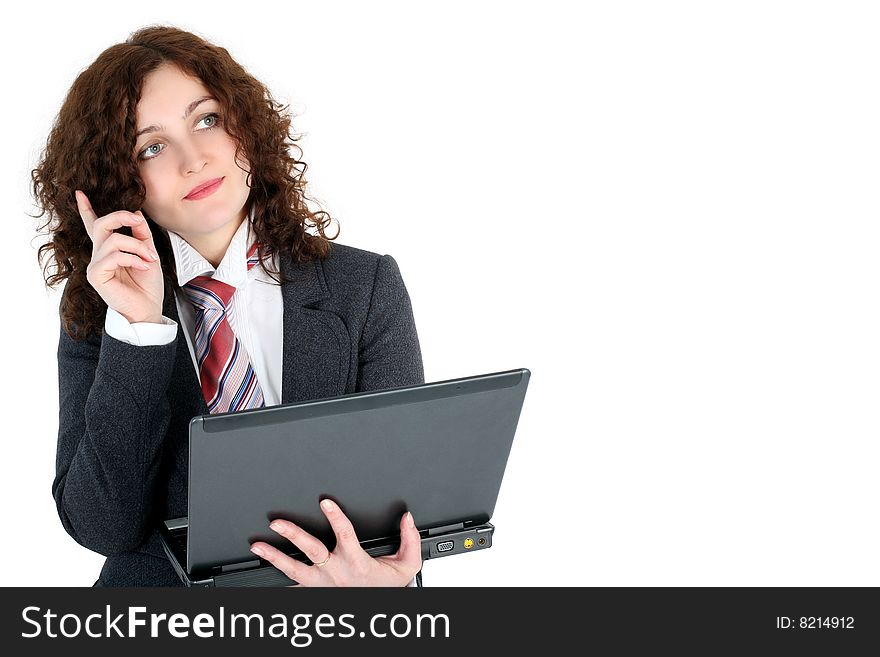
[159,367,530,587]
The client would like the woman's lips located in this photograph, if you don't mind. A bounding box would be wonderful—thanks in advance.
[185,177,224,200]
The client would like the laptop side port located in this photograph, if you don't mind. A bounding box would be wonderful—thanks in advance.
[437,541,454,553]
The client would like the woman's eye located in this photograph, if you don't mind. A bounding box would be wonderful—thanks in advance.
[198,113,220,129]
[139,143,164,160]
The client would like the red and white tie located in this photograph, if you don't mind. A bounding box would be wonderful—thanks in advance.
[183,241,266,414]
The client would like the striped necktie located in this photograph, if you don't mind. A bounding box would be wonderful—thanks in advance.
[183,241,266,414]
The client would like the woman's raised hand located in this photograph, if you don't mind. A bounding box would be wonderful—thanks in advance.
[75,190,165,324]
[250,499,423,587]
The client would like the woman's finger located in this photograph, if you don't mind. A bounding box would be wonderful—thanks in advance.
[95,232,160,267]
[85,210,145,255]
[319,499,361,551]
[76,192,141,241]
[128,210,160,255]
[248,542,316,587]
[393,512,423,574]
[87,251,153,283]
[268,519,333,567]
[92,210,145,242]
[74,190,98,239]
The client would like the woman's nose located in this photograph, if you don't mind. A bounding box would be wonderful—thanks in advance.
[180,142,208,175]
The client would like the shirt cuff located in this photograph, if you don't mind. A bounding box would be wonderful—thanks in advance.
[105,307,178,346]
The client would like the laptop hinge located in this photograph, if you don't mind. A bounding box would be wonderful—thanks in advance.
[428,522,465,536]
[165,517,188,531]
[220,559,261,573]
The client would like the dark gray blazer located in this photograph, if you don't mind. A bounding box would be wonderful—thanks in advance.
[54,242,424,586]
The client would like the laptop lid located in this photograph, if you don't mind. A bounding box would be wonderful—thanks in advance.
[187,368,530,575]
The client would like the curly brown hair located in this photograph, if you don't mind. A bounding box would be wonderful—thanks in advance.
[31,25,339,341]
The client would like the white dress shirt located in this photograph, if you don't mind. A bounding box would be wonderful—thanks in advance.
[103,213,418,586]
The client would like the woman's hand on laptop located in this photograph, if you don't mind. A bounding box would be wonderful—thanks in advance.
[249,499,422,587]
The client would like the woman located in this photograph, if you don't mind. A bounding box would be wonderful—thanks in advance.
[31,25,424,587]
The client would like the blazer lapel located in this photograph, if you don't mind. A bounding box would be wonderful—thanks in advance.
[279,251,352,404]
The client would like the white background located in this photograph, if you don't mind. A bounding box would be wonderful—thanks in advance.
[2,1,878,586]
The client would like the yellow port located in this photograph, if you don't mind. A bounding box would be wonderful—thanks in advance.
[463,538,475,549]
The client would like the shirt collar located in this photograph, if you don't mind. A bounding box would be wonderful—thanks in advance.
[165,207,256,288]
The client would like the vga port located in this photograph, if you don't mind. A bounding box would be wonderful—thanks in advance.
[437,540,454,552]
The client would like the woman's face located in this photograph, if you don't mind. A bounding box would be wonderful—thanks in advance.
[134,64,251,250]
